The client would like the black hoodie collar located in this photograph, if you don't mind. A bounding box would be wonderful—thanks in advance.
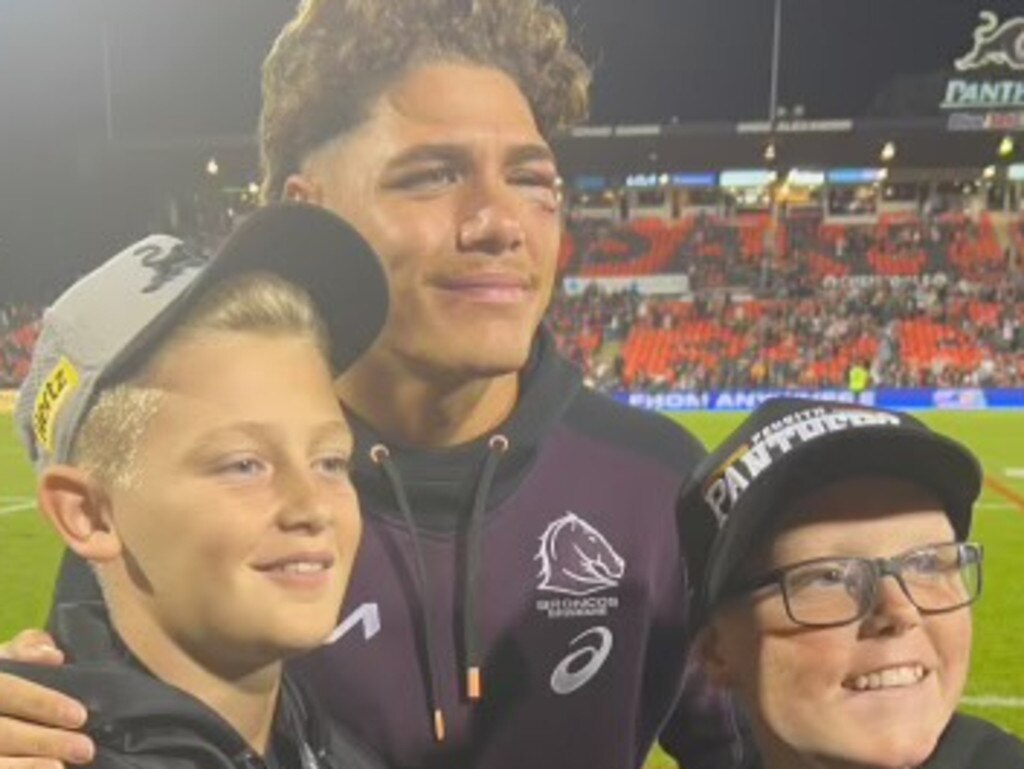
[347,326,582,531]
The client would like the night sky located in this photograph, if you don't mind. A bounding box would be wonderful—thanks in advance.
[2,0,1023,298]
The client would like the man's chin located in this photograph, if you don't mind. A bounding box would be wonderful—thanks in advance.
[414,338,535,382]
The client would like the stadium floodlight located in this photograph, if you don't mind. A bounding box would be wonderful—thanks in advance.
[998,136,1014,157]
[206,157,220,176]
[880,142,896,163]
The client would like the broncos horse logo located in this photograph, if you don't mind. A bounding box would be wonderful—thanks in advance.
[536,512,626,596]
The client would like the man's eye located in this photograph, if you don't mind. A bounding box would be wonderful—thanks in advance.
[509,170,557,187]
[216,457,267,478]
[391,167,460,191]
[509,171,562,206]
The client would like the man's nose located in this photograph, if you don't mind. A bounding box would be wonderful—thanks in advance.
[457,182,526,255]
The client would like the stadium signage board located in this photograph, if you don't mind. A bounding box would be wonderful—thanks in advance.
[826,168,886,185]
[572,175,608,192]
[720,169,777,188]
[786,169,825,187]
[617,389,1024,413]
[625,173,667,189]
[671,173,717,188]
[735,119,852,134]
[562,274,690,296]
[943,11,1024,130]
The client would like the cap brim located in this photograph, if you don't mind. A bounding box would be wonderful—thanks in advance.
[704,424,982,610]
[207,203,389,373]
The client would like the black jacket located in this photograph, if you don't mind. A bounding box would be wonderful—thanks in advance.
[0,603,386,769]
[923,712,1024,768]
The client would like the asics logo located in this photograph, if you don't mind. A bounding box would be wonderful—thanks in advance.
[550,626,613,695]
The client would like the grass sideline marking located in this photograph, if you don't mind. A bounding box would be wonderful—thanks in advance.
[983,475,1024,514]
[962,695,1024,709]
[1005,468,1024,480]
[0,503,35,516]
[0,497,35,517]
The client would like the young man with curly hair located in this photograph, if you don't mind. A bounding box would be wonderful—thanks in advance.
[0,2,747,768]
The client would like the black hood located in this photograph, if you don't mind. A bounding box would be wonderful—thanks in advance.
[347,326,582,531]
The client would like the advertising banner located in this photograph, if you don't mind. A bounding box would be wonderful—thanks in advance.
[615,389,1024,413]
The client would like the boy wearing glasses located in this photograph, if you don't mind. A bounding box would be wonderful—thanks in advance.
[680,397,1024,769]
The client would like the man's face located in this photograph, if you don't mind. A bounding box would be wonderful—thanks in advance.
[290,63,562,381]
[707,477,971,769]
[104,332,360,672]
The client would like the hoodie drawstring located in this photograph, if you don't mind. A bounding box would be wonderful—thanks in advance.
[463,434,508,701]
[370,443,447,742]
[368,435,508,740]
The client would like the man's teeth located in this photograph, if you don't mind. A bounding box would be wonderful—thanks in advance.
[848,665,927,691]
[275,561,328,574]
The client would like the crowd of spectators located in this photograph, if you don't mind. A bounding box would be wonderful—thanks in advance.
[548,276,1023,392]
[549,210,1024,393]
[0,303,41,388]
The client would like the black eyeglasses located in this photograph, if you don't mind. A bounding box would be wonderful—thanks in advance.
[726,542,983,628]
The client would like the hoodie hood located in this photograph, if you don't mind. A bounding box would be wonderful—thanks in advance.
[348,326,582,531]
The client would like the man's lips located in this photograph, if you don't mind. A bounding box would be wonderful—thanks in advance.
[434,273,535,303]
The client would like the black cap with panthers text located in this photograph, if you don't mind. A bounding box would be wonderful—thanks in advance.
[677,397,982,628]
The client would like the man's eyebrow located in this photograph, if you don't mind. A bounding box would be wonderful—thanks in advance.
[383,144,469,169]
[505,144,557,166]
[382,142,556,170]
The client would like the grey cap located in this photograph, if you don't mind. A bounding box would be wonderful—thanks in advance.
[16,202,389,473]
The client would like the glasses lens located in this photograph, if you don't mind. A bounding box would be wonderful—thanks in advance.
[901,543,982,612]
[782,559,870,626]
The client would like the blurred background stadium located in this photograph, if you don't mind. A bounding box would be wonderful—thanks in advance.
[1,0,1023,763]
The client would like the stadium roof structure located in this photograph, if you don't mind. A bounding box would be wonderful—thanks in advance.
[552,118,1024,179]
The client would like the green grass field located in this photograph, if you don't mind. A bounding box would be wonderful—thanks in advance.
[1,410,1022,767]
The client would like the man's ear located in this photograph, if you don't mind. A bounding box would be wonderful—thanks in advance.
[694,622,736,690]
[282,173,323,204]
[37,466,121,562]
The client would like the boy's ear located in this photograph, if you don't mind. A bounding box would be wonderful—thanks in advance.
[694,622,736,690]
[37,466,121,562]
[283,173,323,204]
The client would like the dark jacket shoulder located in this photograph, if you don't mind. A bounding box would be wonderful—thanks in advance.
[564,386,707,475]
[0,603,388,769]
[924,712,1024,768]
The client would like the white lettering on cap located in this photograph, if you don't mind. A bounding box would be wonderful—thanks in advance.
[702,408,903,529]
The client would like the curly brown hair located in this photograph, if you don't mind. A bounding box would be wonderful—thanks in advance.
[259,0,591,202]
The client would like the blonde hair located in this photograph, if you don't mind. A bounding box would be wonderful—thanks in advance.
[259,0,591,202]
[71,273,328,487]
